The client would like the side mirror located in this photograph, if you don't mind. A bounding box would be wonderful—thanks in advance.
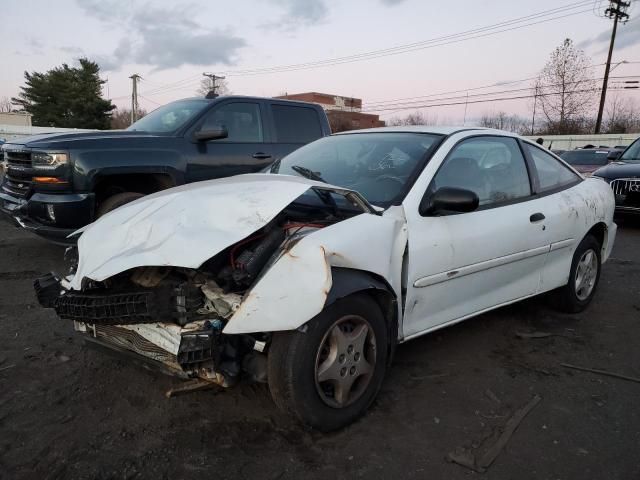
[419,187,480,216]
[194,125,228,142]
[607,150,622,161]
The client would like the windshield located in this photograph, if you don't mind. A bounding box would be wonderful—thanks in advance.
[271,132,443,207]
[620,138,640,162]
[560,150,609,166]
[127,99,209,133]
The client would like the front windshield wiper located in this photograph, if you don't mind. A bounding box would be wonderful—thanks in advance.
[291,165,326,183]
[269,158,281,173]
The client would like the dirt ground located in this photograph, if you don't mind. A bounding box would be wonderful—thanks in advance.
[1,219,639,480]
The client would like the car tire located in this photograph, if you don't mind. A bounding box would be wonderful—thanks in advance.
[267,294,388,431]
[552,234,602,313]
[97,192,144,217]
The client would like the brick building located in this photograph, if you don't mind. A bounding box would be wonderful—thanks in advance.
[274,92,384,132]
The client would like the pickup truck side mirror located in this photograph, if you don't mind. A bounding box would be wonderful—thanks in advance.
[607,150,622,161]
[195,125,228,142]
[419,187,480,216]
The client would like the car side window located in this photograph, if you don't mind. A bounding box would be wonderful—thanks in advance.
[525,144,580,192]
[432,137,531,207]
[271,105,323,143]
[202,102,263,142]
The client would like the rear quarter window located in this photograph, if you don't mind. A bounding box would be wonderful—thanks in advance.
[271,105,323,143]
[525,143,581,192]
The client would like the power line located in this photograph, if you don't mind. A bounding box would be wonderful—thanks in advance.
[363,87,636,113]
[220,1,595,76]
[117,0,595,98]
[365,63,609,108]
[138,94,162,106]
[363,75,640,112]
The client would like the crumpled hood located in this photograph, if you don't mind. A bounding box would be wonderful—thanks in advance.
[70,174,362,290]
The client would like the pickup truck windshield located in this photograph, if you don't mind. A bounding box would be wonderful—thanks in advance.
[272,132,443,207]
[127,99,209,133]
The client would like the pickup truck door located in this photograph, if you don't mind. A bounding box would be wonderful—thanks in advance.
[267,102,327,162]
[186,100,273,183]
[401,135,550,340]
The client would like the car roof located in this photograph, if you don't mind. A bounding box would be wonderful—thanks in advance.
[333,125,520,136]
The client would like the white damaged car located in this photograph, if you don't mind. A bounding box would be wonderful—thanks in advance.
[36,127,616,431]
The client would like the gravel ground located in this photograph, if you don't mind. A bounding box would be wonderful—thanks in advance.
[1,218,639,479]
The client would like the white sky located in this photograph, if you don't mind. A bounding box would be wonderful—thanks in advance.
[1,0,639,123]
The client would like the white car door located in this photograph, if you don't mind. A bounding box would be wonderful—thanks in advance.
[521,142,586,291]
[401,134,551,340]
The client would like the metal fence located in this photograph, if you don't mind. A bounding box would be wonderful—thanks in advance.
[0,124,96,142]
[524,133,638,150]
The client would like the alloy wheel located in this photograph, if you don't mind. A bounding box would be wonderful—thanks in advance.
[575,248,598,301]
[314,315,377,408]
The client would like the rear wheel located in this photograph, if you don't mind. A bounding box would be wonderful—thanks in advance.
[268,294,388,431]
[97,192,144,217]
[552,234,601,313]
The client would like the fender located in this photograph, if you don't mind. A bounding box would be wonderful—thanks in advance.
[222,212,407,345]
[71,140,186,191]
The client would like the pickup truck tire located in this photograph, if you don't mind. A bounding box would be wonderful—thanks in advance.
[97,192,144,217]
[267,294,388,431]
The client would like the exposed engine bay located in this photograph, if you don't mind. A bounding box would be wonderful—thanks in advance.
[35,190,370,386]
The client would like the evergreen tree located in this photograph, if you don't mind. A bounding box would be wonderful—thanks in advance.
[12,58,115,129]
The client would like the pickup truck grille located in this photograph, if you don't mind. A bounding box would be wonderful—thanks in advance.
[2,151,33,198]
[611,178,640,208]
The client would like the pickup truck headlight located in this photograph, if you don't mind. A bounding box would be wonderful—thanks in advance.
[32,152,69,170]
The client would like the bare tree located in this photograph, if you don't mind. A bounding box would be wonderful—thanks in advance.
[387,111,438,126]
[0,96,12,113]
[110,107,147,129]
[478,111,528,134]
[534,38,596,134]
[604,92,640,134]
[196,77,230,97]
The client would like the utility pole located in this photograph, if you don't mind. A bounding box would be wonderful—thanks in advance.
[129,74,141,125]
[531,83,539,135]
[202,72,226,98]
[462,91,469,126]
[594,0,630,134]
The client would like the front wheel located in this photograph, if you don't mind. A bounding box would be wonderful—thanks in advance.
[552,234,602,313]
[267,294,388,431]
[97,192,144,217]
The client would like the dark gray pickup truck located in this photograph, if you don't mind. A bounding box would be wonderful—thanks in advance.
[0,96,330,243]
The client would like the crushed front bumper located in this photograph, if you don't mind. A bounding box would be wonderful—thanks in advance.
[35,273,242,386]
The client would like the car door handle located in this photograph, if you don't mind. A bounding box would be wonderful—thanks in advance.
[530,212,545,222]
[252,152,272,159]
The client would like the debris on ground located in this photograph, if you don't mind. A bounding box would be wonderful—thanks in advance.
[561,363,640,384]
[484,389,501,404]
[447,395,542,473]
[515,331,554,339]
[165,379,222,398]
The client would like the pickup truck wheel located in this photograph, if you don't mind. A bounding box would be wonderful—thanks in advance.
[97,192,144,217]
[267,294,388,431]
[552,234,602,313]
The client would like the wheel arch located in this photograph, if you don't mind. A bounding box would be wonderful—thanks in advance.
[327,267,399,365]
[585,221,608,256]
[93,172,176,206]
